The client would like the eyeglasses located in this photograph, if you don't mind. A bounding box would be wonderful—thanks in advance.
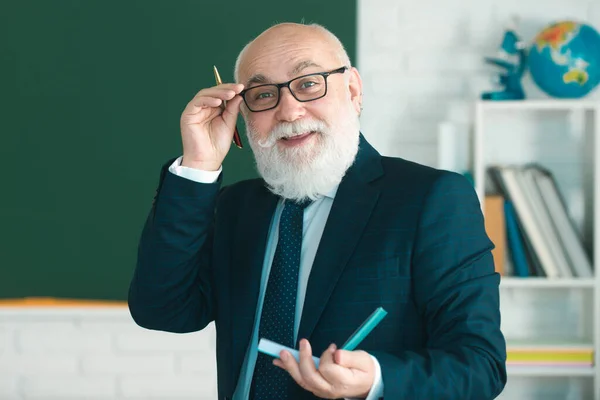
[240,66,348,112]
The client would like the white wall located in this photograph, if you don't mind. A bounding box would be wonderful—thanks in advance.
[3,1,600,399]
[358,0,600,168]
[0,308,217,400]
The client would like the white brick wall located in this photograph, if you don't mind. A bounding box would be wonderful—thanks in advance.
[0,308,217,400]
[18,326,112,354]
[22,377,116,399]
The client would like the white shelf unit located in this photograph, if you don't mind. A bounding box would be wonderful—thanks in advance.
[501,277,596,289]
[473,99,600,400]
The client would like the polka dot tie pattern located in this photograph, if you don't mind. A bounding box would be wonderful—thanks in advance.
[250,199,311,399]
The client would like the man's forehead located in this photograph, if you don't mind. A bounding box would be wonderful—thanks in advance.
[289,60,323,75]
[238,27,334,83]
[243,59,325,86]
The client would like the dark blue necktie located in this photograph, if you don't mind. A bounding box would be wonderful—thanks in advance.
[251,199,311,399]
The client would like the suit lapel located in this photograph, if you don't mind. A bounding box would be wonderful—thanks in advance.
[230,182,278,385]
[297,135,383,343]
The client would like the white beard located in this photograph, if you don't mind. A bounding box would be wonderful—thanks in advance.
[245,106,360,202]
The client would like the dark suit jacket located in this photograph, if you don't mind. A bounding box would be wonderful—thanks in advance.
[128,134,507,400]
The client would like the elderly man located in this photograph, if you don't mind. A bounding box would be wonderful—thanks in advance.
[128,22,507,400]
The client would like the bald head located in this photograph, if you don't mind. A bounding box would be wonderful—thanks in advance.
[234,23,351,84]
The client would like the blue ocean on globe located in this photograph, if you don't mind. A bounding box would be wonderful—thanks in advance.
[528,21,600,98]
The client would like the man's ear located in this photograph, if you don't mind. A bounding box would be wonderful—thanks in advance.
[347,67,363,115]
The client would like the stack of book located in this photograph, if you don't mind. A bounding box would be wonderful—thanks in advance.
[507,341,594,368]
[484,164,593,278]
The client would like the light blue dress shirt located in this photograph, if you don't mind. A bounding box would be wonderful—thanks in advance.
[169,157,384,400]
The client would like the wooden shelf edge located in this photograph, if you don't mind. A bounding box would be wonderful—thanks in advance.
[0,297,127,308]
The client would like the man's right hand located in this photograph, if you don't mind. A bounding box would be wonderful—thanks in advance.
[179,83,245,171]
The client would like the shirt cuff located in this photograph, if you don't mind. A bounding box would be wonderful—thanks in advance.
[167,156,222,184]
[345,355,384,400]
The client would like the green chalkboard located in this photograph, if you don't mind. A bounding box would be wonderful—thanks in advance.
[0,1,356,300]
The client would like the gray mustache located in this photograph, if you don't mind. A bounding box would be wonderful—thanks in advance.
[256,120,328,148]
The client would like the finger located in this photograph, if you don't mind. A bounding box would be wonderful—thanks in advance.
[221,95,243,127]
[277,350,304,386]
[200,87,239,101]
[318,344,353,388]
[187,96,223,110]
[181,97,222,118]
[189,91,233,110]
[319,343,337,367]
[298,339,331,392]
[214,83,245,92]
[186,87,239,110]
[334,349,373,371]
[198,84,244,102]
[183,84,244,114]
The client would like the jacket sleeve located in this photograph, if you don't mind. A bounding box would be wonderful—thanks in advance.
[128,159,222,333]
[370,171,507,399]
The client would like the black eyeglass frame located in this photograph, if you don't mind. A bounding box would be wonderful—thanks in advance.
[239,66,348,112]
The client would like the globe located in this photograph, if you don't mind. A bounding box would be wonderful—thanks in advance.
[528,21,600,98]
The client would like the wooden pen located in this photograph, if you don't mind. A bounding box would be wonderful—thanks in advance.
[213,65,243,149]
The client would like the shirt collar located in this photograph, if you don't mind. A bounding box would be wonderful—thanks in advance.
[323,184,339,200]
[279,184,339,204]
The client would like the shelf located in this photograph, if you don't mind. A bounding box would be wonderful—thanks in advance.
[477,99,600,111]
[507,365,595,377]
[473,94,600,397]
[507,340,594,350]
[500,277,596,289]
